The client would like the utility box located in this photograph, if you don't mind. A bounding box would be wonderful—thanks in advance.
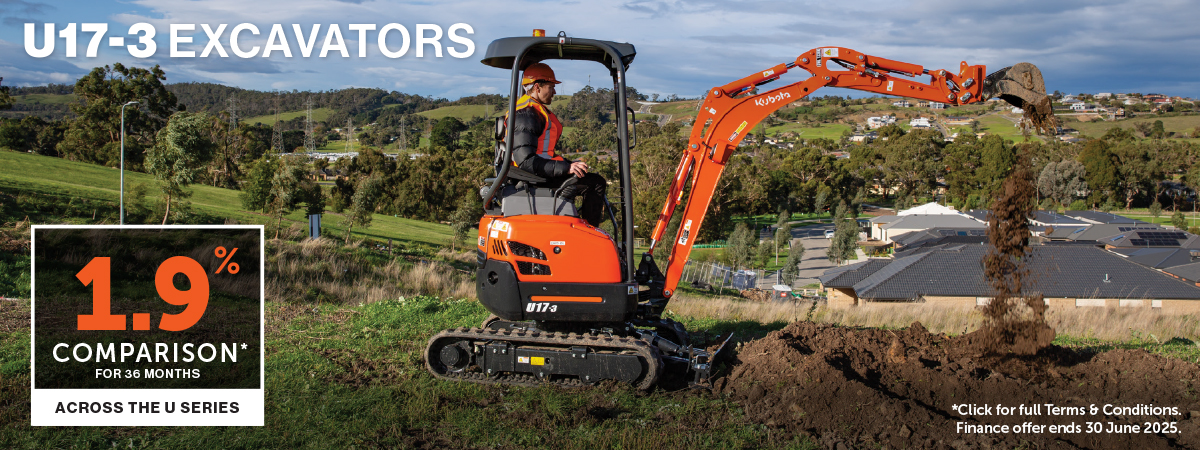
[309,214,321,239]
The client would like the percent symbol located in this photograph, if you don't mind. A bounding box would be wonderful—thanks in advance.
[213,246,240,274]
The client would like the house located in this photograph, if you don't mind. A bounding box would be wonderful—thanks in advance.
[1096,93,1113,99]
[929,102,946,110]
[1062,210,1148,225]
[866,115,896,129]
[1099,229,1200,249]
[892,100,911,108]
[1110,247,1199,270]
[818,245,1200,312]
[943,116,973,126]
[1030,211,1090,227]
[898,202,961,216]
[909,117,931,128]
[890,228,987,250]
[1054,224,1163,242]
[1070,103,1098,111]
[871,214,986,243]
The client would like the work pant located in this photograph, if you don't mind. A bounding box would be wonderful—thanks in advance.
[553,173,607,227]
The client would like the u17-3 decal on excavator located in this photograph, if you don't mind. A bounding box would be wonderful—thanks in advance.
[526,302,557,313]
[678,219,693,245]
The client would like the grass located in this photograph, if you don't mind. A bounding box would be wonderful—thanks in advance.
[668,293,1200,345]
[0,150,463,248]
[763,122,852,139]
[0,292,808,449]
[1069,114,1200,138]
[415,105,495,121]
[243,108,335,126]
[976,114,1047,142]
[13,93,78,105]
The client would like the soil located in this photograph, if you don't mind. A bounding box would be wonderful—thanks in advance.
[714,321,1200,450]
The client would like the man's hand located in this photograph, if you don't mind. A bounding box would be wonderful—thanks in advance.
[569,161,589,178]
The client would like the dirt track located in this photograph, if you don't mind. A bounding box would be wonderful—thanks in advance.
[713,321,1200,450]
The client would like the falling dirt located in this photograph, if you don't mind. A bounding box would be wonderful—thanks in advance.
[715,321,1200,450]
[1020,95,1059,137]
[976,146,1056,356]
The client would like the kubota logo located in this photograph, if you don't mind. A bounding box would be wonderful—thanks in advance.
[754,91,791,107]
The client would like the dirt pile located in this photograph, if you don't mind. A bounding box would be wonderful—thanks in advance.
[715,321,1199,449]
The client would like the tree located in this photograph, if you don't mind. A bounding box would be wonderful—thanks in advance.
[827,201,858,265]
[239,155,278,213]
[725,222,755,272]
[58,64,182,167]
[1078,140,1119,206]
[449,198,480,251]
[145,112,215,224]
[1149,201,1162,219]
[429,117,467,151]
[0,77,12,110]
[1036,160,1088,206]
[782,240,805,279]
[1172,210,1187,230]
[268,157,321,239]
[1151,120,1166,139]
[345,175,383,242]
[773,222,791,265]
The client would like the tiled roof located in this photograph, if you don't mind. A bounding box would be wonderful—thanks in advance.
[1112,247,1197,269]
[819,245,1200,300]
[1065,224,1161,241]
[1099,230,1200,249]
[1063,211,1147,225]
[1032,211,1090,226]
[1163,262,1200,283]
[819,258,893,287]
[879,215,987,231]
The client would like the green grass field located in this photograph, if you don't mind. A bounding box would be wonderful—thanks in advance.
[0,150,459,247]
[1068,114,1200,138]
[13,93,78,105]
[415,105,495,120]
[975,114,1046,142]
[243,108,336,126]
[763,122,852,139]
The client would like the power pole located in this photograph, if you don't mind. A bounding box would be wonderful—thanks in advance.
[304,96,315,153]
[271,91,283,153]
[345,117,354,153]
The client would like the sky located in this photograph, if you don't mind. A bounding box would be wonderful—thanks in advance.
[1,0,1198,101]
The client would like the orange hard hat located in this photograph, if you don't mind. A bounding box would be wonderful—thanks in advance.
[522,63,561,85]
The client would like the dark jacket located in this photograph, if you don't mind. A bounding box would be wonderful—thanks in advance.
[511,106,571,178]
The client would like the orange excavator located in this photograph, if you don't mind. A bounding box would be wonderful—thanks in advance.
[425,31,1053,389]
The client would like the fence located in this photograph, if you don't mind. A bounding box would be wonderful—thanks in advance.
[678,259,803,293]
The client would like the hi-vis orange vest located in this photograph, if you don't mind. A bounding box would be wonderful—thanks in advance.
[509,94,564,165]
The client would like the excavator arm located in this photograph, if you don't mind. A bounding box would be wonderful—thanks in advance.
[641,47,1053,303]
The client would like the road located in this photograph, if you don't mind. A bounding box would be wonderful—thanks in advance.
[753,222,865,289]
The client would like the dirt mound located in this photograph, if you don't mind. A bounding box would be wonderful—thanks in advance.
[715,321,1200,449]
[740,289,773,302]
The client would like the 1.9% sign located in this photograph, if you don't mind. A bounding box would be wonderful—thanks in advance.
[76,246,240,331]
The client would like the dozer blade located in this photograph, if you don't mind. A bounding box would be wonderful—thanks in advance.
[691,332,734,386]
[981,62,1057,135]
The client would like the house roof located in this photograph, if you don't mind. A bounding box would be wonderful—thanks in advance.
[898,202,961,216]
[893,237,989,257]
[1062,211,1147,225]
[869,215,899,225]
[1031,211,1090,226]
[964,209,991,223]
[819,258,894,287]
[891,228,987,248]
[879,215,987,231]
[1099,229,1200,249]
[1065,224,1162,241]
[819,245,1200,300]
[1111,247,1198,269]
[1163,262,1200,283]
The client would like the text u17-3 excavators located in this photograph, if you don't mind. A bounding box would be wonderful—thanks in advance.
[425,31,1054,390]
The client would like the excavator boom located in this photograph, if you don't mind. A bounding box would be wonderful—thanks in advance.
[644,47,1054,301]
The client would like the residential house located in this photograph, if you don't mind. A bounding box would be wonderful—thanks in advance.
[867,115,896,129]
[819,245,1200,312]
[871,214,985,243]
[1062,211,1147,225]
[1099,230,1200,250]
[909,117,931,128]
[892,100,911,108]
[929,102,946,110]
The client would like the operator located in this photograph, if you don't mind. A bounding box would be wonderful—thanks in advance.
[509,62,608,227]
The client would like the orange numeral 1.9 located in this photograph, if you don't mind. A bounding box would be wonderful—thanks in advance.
[76,256,210,331]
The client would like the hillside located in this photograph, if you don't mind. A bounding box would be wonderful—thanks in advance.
[0,150,460,248]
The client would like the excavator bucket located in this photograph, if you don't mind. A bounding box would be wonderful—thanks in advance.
[981,62,1057,135]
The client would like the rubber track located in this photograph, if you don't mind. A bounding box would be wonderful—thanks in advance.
[425,327,663,390]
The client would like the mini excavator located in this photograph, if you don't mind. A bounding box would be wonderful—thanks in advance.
[425,31,1054,389]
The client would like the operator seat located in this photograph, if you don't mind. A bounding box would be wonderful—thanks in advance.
[483,139,578,218]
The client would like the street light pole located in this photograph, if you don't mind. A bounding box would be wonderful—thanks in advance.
[120,101,139,226]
